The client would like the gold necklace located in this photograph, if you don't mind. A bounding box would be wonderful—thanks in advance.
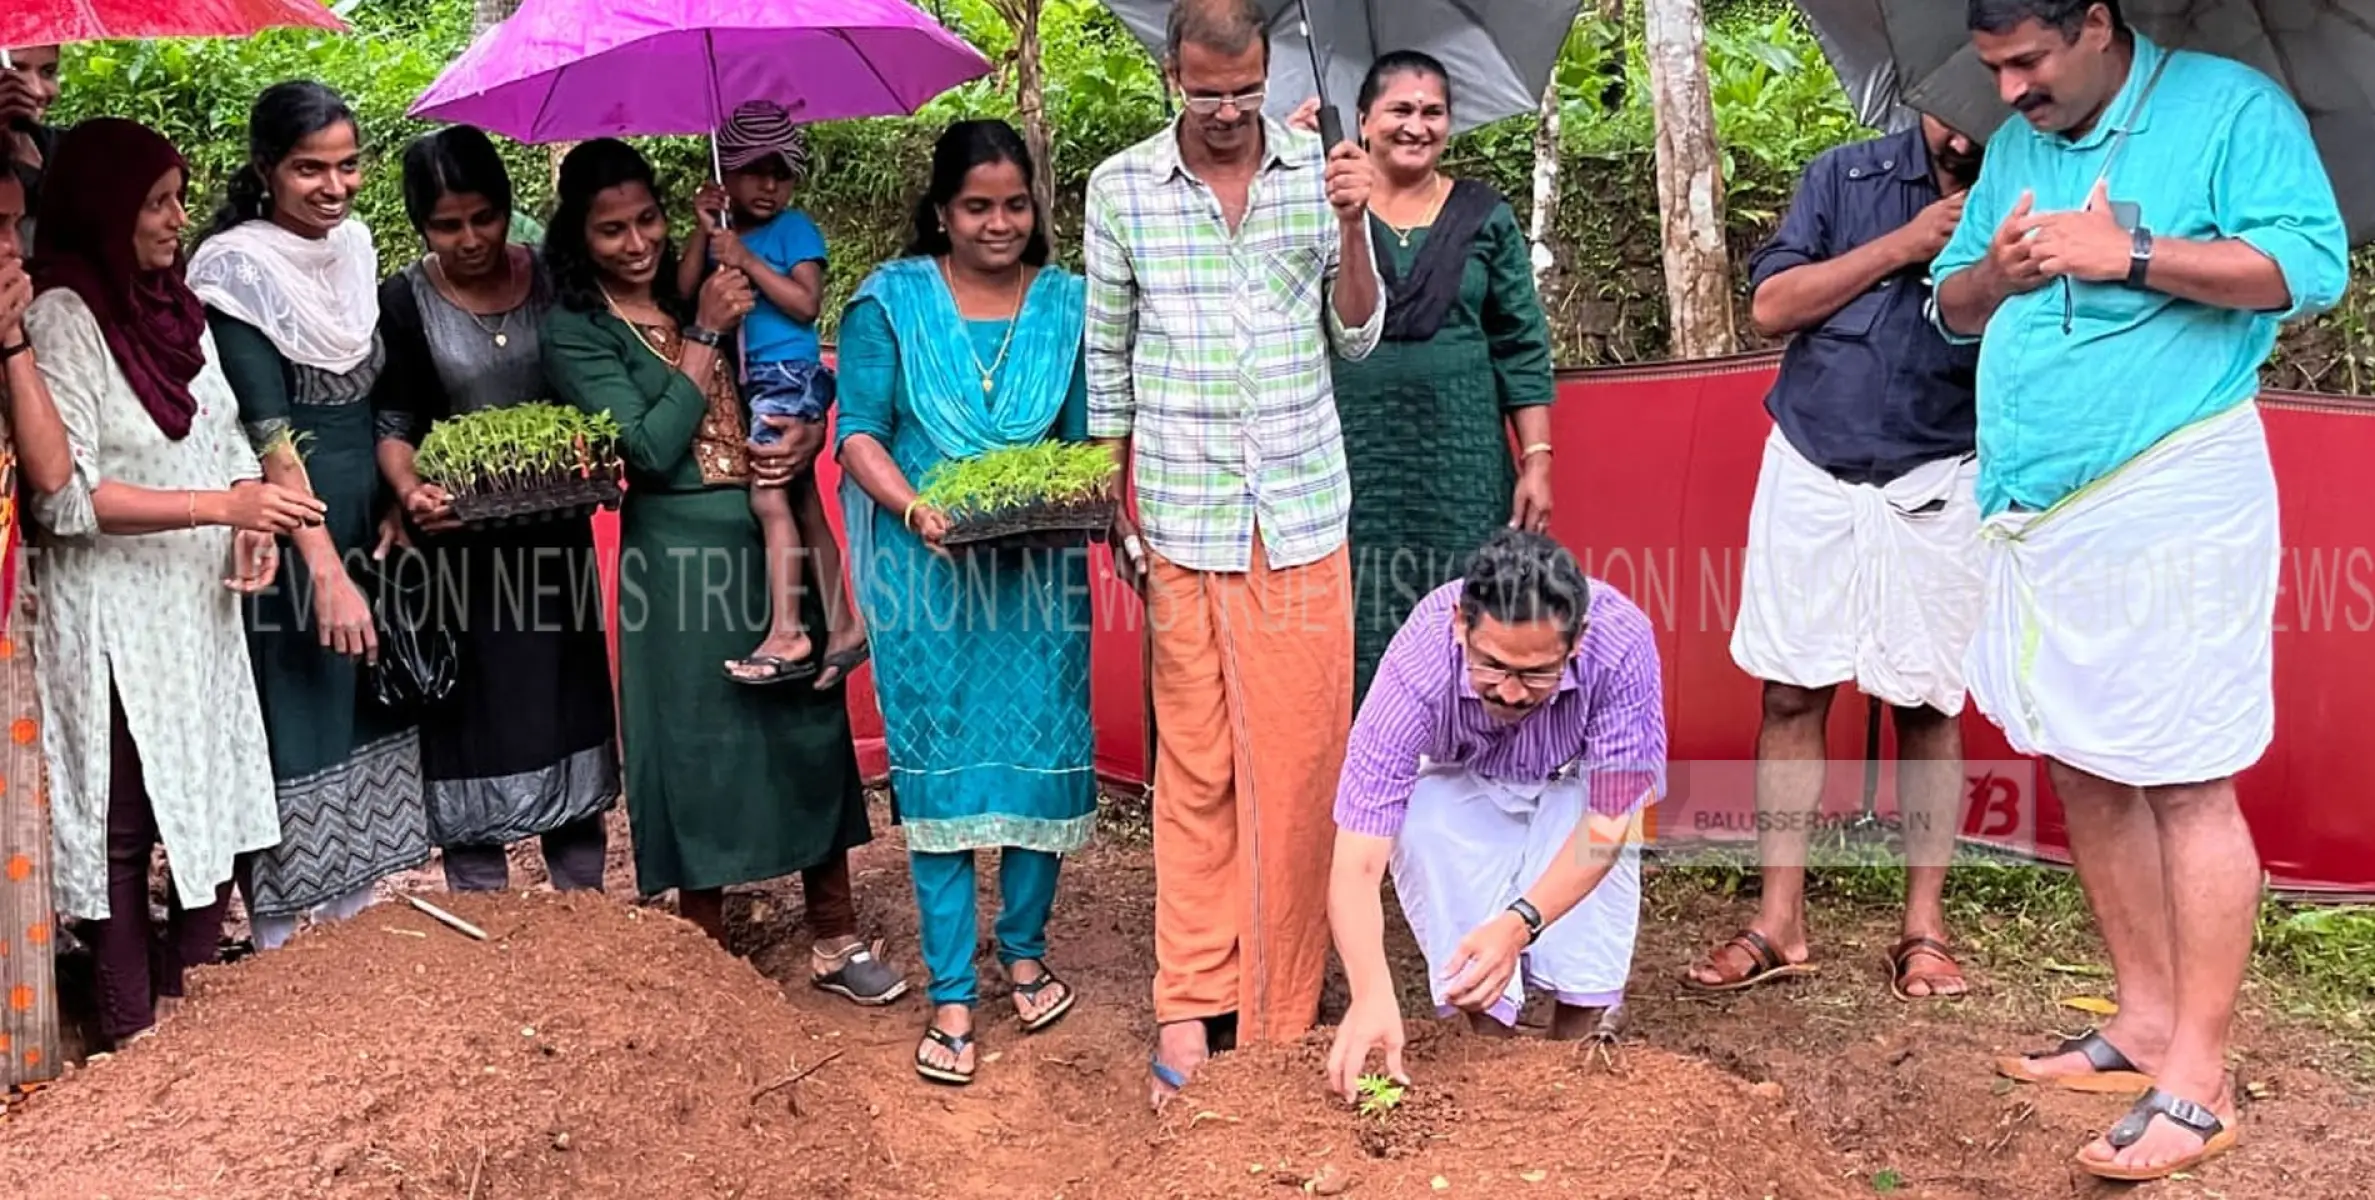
[597,283,680,368]
[429,252,518,347]
[1373,174,1449,248]
[940,258,1026,396]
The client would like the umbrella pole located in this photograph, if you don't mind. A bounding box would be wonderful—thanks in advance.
[1293,0,1344,146]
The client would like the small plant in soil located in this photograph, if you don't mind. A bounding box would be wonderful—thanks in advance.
[915,440,1118,546]
[412,403,625,525]
[1355,1074,1406,1121]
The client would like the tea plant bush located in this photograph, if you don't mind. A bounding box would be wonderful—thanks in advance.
[44,0,2374,388]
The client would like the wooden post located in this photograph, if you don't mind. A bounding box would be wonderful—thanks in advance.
[989,0,1056,239]
[0,585,59,1086]
[1643,0,1737,359]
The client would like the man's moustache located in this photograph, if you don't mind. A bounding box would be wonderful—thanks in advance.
[2014,92,2052,113]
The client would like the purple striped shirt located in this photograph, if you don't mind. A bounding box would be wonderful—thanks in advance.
[1333,579,1667,838]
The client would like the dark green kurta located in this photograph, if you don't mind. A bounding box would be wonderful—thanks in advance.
[209,314,431,918]
[1333,199,1557,703]
[542,305,870,895]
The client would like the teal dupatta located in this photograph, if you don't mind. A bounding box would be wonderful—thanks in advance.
[839,259,1089,622]
[846,257,1084,461]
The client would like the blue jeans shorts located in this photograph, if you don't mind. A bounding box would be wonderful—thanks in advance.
[744,359,837,447]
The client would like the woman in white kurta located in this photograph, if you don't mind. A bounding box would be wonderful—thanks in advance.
[20,118,301,1046]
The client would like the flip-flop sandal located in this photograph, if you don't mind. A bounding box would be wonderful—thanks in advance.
[1149,1053,1192,1108]
[915,1025,977,1087]
[1681,929,1817,994]
[1887,935,1969,1002]
[1013,968,1077,1034]
[2078,1087,2240,1181]
[723,654,819,686]
[1994,1029,2153,1093]
[812,642,871,689]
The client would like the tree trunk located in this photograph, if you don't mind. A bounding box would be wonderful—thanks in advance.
[989,0,1056,239]
[1643,0,1736,359]
[1527,74,1562,298]
[473,0,517,35]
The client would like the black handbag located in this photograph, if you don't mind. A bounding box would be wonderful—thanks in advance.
[361,549,458,713]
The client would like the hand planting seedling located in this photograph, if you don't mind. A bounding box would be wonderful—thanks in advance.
[413,403,625,527]
[915,441,1119,549]
[1355,1074,1405,1121]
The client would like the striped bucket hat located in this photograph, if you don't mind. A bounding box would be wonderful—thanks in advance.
[716,100,810,179]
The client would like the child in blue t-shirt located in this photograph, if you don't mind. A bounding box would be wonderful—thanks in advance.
[683,100,866,688]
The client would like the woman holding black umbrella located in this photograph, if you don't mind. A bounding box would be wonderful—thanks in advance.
[1293,52,1558,705]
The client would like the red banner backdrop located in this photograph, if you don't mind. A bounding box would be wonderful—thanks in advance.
[593,353,2375,897]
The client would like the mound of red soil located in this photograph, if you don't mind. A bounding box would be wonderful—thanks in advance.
[1135,1027,1859,1200]
[0,892,887,1199]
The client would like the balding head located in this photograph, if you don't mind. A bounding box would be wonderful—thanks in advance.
[1165,0,1270,67]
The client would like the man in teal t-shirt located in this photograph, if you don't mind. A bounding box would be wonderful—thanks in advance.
[1932,1,2347,1184]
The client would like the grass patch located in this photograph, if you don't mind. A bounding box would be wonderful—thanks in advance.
[915,441,1117,521]
[1652,838,2375,1074]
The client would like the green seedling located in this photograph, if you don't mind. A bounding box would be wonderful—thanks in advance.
[915,440,1118,523]
[414,403,624,501]
[1355,1074,1405,1120]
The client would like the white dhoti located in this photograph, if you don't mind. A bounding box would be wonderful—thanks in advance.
[1389,766,1640,1026]
[1731,428,1986,715]
[1965,401,2279,788]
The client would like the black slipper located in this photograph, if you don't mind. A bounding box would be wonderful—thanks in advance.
[723,654,818,686]
[915,1025,977,1086]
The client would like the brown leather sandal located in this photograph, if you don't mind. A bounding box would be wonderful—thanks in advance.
[1887,935,1969,1001]
[1681,929,1817,994]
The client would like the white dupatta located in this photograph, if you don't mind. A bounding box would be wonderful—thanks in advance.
[185,218,379,374]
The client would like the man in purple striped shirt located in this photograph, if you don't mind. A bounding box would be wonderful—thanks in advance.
[1324,530,1665,1098]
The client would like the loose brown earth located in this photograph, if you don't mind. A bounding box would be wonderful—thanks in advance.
[2,795,2370,1199]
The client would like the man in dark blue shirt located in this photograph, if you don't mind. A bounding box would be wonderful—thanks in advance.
[1686,115,1987,1004]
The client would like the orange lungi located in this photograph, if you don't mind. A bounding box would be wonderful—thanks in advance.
[1146,534,1352,1043]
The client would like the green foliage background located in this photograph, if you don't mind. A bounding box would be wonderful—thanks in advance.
[46,0,2375,391]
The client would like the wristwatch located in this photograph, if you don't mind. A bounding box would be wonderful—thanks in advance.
[1506,898,1545,946]
[2126,225,2154,288]
[681,324,724,348]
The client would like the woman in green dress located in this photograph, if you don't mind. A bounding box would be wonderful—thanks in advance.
[540,139,904,1005]
[1299,52,1559,703]
[186,82,429,951]
[836,121,1093,1085]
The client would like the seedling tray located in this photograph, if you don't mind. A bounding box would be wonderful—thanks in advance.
[449,476,624,530]
[941,497,1116,551]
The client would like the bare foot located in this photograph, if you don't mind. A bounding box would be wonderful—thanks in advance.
[1149,1019,1210,1111]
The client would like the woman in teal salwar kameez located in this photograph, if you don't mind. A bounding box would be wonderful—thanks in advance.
[836,121,1093,1087]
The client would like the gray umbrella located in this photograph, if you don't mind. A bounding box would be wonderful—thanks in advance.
[1098,0,1587,137]
[1795,1,2375,244]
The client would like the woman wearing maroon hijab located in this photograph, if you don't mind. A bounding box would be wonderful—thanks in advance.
[19,117,320,1047]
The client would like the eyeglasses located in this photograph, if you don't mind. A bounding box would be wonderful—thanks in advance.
[1181,88,1266,116]
[1465,659,1567,692]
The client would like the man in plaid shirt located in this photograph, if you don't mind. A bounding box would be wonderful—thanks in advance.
[1084,0,1383,1110]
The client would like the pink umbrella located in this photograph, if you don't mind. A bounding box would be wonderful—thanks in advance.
[408,0,993,143]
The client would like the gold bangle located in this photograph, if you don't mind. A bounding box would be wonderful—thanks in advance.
[1521,442,1554,459]
[187,490,199,529]
[902,499,921,531]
